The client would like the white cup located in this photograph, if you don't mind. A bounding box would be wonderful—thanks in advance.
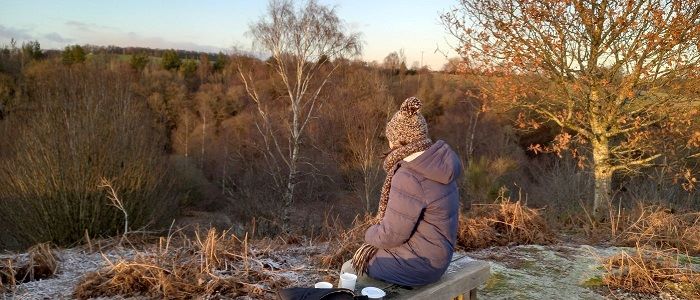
[314,281,333,288]
[339,273,357,290]
[361,287,386,299]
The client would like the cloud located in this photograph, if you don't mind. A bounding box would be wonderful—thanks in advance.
[1,21,223,53]
[0,19,228,54]
[0,25,34,41]
[114,32,223,53]
[65,20,116,32]
[67,26,225,53]
[43,32,73,43]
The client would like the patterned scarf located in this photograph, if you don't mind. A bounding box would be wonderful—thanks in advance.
[351,139,433,274]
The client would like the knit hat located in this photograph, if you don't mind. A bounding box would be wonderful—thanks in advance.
[385,97,430,149]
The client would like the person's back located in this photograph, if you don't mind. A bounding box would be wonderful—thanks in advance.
[352,96,462,287]
[365,140,461,286]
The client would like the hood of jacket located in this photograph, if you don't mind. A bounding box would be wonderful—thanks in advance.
[402,140,462,184]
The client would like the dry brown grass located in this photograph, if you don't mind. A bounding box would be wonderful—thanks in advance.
[602,246,700,299]
[0,258,13,293]
[73,228,289,299]
[319,194,556,267]
[318,214,373,269]
[458,197,556,251]
[600,204,700,297]
[0,243,58,292]
[616,204,700,256]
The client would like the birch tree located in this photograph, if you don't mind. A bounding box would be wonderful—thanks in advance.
[443,0,700,219]
[240,0,361,231]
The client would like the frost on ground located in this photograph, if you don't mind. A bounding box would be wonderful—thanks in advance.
[468,244,691,300]
[2,248,136,299]
[1,242,332,300]
[2,243,696,299]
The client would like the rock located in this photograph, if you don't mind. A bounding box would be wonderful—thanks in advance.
[466,244,696,300]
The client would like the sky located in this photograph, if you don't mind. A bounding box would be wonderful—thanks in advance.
[0,0,459,70]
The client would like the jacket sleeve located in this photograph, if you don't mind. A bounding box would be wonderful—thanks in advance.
[365,172,425,249]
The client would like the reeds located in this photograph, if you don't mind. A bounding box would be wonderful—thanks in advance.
[73,228,288,299]
[457,196,555,250]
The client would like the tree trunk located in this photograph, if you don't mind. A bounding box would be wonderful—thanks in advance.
[282,141,299,233]
[592,139,612,221]
[201,114,206,168]
[466,109,481,168]
[184,115,189,157]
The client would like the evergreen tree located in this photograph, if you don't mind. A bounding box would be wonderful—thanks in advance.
[22,41,42,60]
[62,45,86,65]
[212,52,227,72]
[130,52,150,71]
[179,59,197,77]
[161,49,181,71]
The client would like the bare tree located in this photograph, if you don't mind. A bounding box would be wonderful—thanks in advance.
[337,69,390,212]
[347,124,383,212]
[383,51,406,75]
[443,0,700,219]
[442,57,464,74]
[239,0,361,231]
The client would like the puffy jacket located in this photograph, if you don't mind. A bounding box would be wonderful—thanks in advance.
[365,140,462,286]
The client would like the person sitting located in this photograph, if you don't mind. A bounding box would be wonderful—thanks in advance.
[348,96,462,287]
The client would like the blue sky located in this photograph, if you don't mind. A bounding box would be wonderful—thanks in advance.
[0,0,459,69]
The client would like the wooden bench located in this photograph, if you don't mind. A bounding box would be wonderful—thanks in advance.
[340,255,490,300]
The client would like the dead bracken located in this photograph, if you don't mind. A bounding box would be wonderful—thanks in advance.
[617,204,700,255]
[72,229,289,299]
[457,197,556,251]
[602,246,700,299]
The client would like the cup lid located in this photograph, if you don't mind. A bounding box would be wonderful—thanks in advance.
[361,287,386,298]
[314,281,333,288]
[340,273,357,280]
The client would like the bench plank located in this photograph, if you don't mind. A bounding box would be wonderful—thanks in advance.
[345,256,490,300]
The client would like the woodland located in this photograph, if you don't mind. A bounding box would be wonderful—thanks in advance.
[1,0,699,298]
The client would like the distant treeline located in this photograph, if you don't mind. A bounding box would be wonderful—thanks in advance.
[1,38,223,61]
[79,44,223,59]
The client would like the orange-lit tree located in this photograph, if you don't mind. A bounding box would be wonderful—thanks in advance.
[443,0,700,218]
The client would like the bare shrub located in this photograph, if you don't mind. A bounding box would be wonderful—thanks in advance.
[133,68,189,149]
[602,246,700,299]
[622,175,700,212]
[0,62,176,248]
[457,191,556,250]
[329,68,389,212]
[526,157,594,221]
[73,229,288,299]
[463,156,520,204]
